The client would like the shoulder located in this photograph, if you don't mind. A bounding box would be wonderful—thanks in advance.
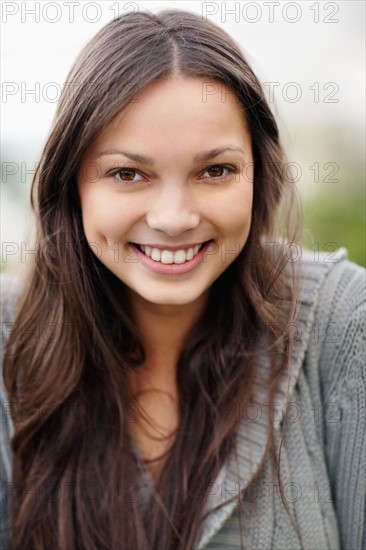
[1,271,25,329]
[286,245,365,398]
[301,248,365,382]
[294,246,365,424]
[1,271,25,372]
[0,272,25,547]
[311,246,365,403]
[1,272,26,470]
[301,245,365,308]
[283,245,364,331]
[272,245,365,429]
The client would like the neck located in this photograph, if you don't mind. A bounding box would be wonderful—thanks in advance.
[127,288,210,390]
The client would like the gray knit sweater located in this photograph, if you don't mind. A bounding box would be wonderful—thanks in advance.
[1,248,365,549]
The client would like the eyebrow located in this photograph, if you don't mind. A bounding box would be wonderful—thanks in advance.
[96,146,246,165]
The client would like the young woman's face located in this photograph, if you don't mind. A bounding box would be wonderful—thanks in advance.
[77,77,254,308]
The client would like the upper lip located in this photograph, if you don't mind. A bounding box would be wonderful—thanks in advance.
[131,240,211,251]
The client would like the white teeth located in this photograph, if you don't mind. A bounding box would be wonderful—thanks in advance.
[151,247,163,262]
[139,243,204,264]
[173,250,189,264]
[186,247,194,260]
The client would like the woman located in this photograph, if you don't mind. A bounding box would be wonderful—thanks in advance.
[1,9,365,550]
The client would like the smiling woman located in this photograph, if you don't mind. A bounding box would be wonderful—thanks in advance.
[1,8,365,550]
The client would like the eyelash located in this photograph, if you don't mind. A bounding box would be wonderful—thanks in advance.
[107,164,239,185]
[201,165,238,181]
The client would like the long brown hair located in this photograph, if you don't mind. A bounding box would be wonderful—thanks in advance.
[3,9,303,549]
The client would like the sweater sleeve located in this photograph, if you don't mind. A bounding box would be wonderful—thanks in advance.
[0,373,12,550]
[318,259,366,550]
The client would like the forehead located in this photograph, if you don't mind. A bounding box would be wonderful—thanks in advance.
[88,77,251,157]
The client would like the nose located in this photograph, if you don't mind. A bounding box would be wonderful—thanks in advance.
[145,182,200,236]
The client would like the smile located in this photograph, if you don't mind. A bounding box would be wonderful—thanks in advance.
[129,241,214,275]
[134,243,207,264]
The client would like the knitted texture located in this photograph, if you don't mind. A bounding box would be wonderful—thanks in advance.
[1,248,365,549]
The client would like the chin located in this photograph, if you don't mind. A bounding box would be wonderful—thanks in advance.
[135,285,208,307]
[144,293,200,306]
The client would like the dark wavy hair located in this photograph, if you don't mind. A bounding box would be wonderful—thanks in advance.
[3,8,303,550]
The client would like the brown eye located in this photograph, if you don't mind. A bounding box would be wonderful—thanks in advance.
[207,165,225,177]
[115,168,136,181]
[201,164,234,181]
[110,167,145,184]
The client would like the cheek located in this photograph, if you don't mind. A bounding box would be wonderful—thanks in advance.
[80,189,143,245]
[78,186,123,243]
[230,208,252,244]
[219,184,253,238]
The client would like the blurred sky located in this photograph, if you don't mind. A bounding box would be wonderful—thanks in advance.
[1,0,365,256]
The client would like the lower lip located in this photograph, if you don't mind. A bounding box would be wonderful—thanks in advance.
[129,241,214,275]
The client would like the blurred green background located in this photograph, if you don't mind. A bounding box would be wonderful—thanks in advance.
[301,183,365,267]
[294,125,365,267]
